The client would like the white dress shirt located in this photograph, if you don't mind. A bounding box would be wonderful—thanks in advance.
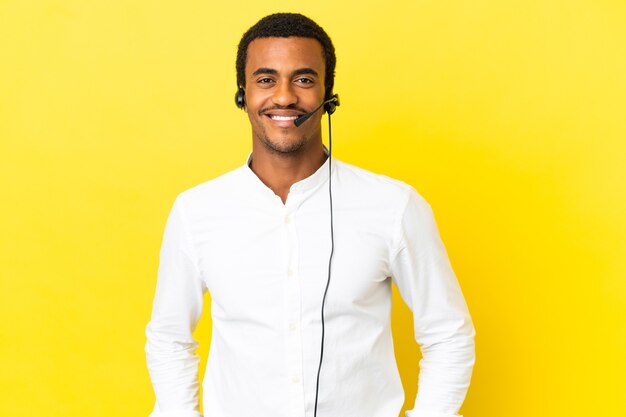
[145,155,475,417]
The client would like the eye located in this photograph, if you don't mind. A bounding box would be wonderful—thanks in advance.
[295,77,315,86]
[254,77,277,89]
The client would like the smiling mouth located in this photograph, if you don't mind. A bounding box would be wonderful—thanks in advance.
[268,115,298,121]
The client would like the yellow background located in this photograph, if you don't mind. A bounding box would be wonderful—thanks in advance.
[1,1,625,416]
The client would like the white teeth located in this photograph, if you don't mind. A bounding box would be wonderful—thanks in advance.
[270,115,297,121]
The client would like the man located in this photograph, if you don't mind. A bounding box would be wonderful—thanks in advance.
[146,13,475,417]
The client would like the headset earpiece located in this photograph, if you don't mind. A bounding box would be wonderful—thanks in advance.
[235,87,246,109]
[324,93,340,115]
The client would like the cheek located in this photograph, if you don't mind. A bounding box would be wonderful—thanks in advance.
[244,90,267,111]
[247,110,266,129]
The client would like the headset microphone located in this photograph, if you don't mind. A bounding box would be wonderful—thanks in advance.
[293,94,340,127]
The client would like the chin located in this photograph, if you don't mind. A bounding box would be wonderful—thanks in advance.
[261,135,309,155]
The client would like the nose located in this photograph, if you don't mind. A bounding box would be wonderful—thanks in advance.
[272,81,298,107]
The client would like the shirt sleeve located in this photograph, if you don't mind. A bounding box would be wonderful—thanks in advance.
[145,198,206,417]
[389,188,476,417]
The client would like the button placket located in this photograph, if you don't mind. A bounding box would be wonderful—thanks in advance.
[283,207,306,417]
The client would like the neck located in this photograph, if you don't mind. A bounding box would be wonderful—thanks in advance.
[249,141,327,204]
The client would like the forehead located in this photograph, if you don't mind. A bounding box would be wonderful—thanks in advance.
[245,37,325,76]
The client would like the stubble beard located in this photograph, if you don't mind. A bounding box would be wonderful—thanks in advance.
[255,128,311,155]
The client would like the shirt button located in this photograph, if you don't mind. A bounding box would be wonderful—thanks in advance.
[284,215,292,224]
[288,323,296,331]
[292,376,300,384]
[287,268,294,277]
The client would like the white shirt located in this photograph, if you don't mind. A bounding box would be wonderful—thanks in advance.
[145,155,475,417]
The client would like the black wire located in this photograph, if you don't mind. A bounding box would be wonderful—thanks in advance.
[313,114,334,417]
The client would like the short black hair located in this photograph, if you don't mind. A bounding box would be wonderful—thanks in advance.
[236,13,336,99]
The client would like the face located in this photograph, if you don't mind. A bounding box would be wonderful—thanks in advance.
[243,37,326,155]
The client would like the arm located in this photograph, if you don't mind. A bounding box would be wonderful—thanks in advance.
[390,189,475,417]
[145,199,206,417]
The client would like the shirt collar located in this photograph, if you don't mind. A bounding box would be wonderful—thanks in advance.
[244,147,334,196]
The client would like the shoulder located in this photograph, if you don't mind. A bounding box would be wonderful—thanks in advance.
[334,159,426,208]
[172,164,249,214]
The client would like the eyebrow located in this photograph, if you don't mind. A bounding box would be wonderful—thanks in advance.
[292,68,319,77]
[251,67,319,78]
[252,67,278,77]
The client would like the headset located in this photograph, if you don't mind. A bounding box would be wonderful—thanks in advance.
[235,86,340,417]
[235,86,339,119]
